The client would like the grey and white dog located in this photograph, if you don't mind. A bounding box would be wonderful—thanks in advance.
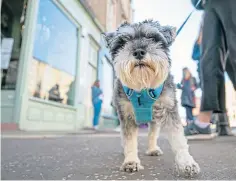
[103,20,200,177]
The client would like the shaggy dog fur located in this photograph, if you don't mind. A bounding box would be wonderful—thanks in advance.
[103,20,200,177]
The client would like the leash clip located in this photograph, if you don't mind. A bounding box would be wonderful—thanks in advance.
[148,89,156,98]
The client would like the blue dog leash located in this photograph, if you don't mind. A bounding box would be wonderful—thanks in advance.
[177,0,229,67]
[176,0,202,36]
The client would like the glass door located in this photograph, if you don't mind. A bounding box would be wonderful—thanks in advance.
[1,0,27,124]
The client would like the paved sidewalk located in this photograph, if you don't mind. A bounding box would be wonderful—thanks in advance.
[1,130,96,138]
[2,126,235,139]
[1,133,236,180]
[0,128,149,138]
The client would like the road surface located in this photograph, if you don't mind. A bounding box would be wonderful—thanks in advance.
[1,133,236,180]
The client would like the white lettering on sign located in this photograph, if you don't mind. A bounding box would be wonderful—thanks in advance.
[1,38,14,69]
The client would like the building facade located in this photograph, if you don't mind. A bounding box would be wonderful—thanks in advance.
[1,0,102,131]
[84,0,134,128]
[86,0,133,31]
[1,0,133,131]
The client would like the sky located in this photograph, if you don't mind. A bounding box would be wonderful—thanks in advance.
[133,0,203,118]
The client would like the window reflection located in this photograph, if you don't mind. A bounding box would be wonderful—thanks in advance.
[29,0,77,106]
[29,59,75,105]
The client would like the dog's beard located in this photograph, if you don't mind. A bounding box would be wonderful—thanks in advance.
[114,52,169,91]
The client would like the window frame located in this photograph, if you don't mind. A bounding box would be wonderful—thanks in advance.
[29,0,82,108]
[88,35,99,75]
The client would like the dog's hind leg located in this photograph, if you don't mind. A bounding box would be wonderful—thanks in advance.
[119,115,143,172]
[165,115,200,177]
[146,122,163,156]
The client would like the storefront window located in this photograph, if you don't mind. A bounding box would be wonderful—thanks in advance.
[29,0,78,106]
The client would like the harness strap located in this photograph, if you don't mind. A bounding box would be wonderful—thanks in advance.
[123,84,164,124]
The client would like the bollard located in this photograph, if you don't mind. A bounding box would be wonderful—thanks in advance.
[217,113,233,136]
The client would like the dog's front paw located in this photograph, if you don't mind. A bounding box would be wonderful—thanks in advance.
[146,147,163,156]
[120,161,144,172]
[175,151,200,177]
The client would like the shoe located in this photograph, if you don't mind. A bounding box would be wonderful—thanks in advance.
[184,123,199,136]
[184,122,211,136]
[93,126,99,130]
[194,122,212,134]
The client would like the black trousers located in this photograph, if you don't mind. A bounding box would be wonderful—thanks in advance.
[200,0,236,112]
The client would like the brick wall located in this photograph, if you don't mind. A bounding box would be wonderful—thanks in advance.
[85,0,108,29]
[86,0,133,31]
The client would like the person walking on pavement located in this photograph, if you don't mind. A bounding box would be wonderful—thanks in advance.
[177,68,198,125]
[186,0,236,136]
[91,80,103,130]
[192,22,218,126]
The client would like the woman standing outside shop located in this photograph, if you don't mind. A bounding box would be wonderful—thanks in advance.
[91,80,103,130]
[177,68,198,124]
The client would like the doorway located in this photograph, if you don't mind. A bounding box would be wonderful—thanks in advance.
[102,57,114,116]
[1,0,27,128]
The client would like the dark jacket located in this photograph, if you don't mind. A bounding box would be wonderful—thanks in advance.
[192,42,201,81]
[177,77,198,108]
[192,42,200,61]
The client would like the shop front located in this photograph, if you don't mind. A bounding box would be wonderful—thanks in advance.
[1,0,103,131]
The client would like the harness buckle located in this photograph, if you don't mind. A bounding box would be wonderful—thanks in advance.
[127,89,133,96]
[149,89,156,98]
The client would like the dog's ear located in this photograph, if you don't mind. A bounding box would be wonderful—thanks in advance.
[102,32,116,49]
[160,26,177,46]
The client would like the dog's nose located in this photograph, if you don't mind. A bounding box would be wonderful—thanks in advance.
[133,49,146,60]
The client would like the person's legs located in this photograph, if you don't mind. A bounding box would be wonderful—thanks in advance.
[185,107,189,122]
[212,0,236,135]
[185,106,194,123]
[93,105,98,127]
[184,1,226,136]
[197,0,236,129]
[93,102,102,128]
[198,1,225,125]
[215,0,236,91]
[197,61,201,88]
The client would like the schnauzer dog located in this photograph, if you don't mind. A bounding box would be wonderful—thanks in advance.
[103,20,200,177]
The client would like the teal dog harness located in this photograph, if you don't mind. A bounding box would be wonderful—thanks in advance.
[123,84,164,125]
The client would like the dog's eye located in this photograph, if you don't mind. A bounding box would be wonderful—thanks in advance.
[149,37,156,42]
[121,35,131,42]
[147,35,157,42]
[110,36,128,55]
